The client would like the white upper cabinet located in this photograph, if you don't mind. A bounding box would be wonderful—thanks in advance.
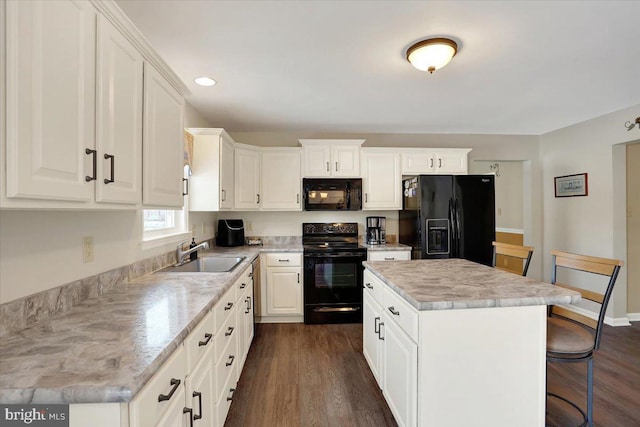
[401,148,470,175]
[234,147,261,210]
[261,149,302,210]
[188,128,234,211]
[1,0,189,210]
[299,139,363,177]
[95,15,143,204]
[142,63,185,208]
[4,0,97,203]
[361,149,401,210]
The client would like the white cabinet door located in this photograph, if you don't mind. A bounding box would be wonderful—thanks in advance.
[332,144,361,177]
[434,149,469,174]
[383,313,418,427]
[234,148,261,210]
[5,0,96,202]
[261,150,301,210]
[401,150,436,174]
[155,388,189,427]
[142,63,184,208]
[220,137,235,209]
[95,15,142,204]
[185,346,215,427]
[362,150,401,210]
[303,144,332,177]
[266,268,303,315]
[363,291,383,388]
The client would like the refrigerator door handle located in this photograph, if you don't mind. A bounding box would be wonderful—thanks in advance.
[455,199,462,240]
[449,198,457,257]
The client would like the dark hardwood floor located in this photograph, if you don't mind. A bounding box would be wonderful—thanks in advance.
[225,322,640,427]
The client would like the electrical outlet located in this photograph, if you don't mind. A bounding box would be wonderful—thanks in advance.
[201,223,205,235]
[497,208,502,216]
[246,221,253,232]
[82,236,94,263]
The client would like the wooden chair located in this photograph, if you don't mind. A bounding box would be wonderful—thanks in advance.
[546,250,623,427]
[491,241,534,276]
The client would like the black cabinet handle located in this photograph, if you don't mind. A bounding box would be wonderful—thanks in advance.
[198,333,212,347]
[183,407,194,427]
[388,306,400,316]
[227,388,236,402]
[225,326,235,336]
[256,194,260,204]
[438,158,442,168]
[365,193,368,203]
[226,355,235,367]
[378,322,385,340]
[374,316,380,334]
[278,259,290,262]
[429,158,434,168]
[335,161,338,172]
[221,189,226,201]
[297,193,300,204]
[192,391,202,420]
[364,282,373,289]
[224,302,233,311]
[297,273,300,283]
[158,378,181,402]
[183,178,189,196]
[240,282,247,289]
[326,162,329,172]
[245,296,251,314]
[104,153,115,184]
[384,257,395,261]
[85,149,97,182]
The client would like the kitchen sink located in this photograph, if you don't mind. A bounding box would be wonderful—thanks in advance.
[160,256,246,273]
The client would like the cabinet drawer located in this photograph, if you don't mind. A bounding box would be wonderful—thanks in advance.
[213,285,237,331]
[129,345,186,427]
[382,286,419,342]
[265,253,301,267]
[233,266,252,301]
[184,310,215,373]
[368,251,411,262]
[213,327,238,402]
[363,269,384,307]
[215,360,237,427]
[214,309,238,366]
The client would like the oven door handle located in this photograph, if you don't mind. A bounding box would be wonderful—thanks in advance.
[304,253,366,259]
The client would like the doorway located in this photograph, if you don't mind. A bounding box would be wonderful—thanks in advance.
[627,143,639,320]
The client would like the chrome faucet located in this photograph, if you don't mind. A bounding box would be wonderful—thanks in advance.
[176,240,209,265]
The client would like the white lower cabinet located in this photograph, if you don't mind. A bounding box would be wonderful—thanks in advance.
[362,291,383,388]
[382,311,418,427]
[262,253,303,319]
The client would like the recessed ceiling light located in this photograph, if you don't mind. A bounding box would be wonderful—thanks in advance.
[194,76,216,87]
[406,38,458,74]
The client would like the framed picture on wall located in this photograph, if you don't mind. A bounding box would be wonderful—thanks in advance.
[554,173,588,197]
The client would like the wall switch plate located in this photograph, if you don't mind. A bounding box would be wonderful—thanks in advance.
[83,236,94,263]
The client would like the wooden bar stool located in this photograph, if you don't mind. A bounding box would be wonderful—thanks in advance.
[546,250,623,427]
[491,241,534,276]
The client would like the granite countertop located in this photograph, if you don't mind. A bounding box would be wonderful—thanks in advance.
[364,258,581,311]
[0,246,275,405]
[360,242,411,251]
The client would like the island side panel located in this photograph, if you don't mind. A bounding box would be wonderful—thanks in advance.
[418,305,546,427]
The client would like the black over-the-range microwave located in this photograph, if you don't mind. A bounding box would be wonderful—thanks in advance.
[302,178,362,211]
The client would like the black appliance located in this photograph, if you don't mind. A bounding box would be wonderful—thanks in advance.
[399,175,495,266]
[302,178,362,211]
[216,219,245,247]
[303,222,367,324]
[366,216,386,245]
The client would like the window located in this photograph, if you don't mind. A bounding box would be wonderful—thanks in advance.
[141,165,191,248]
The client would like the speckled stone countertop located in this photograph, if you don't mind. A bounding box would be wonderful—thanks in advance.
[364,258,581,311]
[0,245,304,405]
[360,242,411,251]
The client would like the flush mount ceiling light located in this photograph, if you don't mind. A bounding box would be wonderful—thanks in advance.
[406,37,458,74]
[194,76,216,87]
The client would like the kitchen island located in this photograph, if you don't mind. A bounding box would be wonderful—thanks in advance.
[362,258,581,427]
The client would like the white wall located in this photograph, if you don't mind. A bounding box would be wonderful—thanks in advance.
[472,161,524,230]
[540,104,640,324]
[0,104,217,304]
[217,210,399,240]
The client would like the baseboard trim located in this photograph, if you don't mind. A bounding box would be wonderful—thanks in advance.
[558,304,631,327]
[628,313,640,322]
[256,315,304,324]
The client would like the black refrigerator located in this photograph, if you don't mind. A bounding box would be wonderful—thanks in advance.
[399,175,496,266]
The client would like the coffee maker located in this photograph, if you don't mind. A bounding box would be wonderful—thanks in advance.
[366,216,386,245]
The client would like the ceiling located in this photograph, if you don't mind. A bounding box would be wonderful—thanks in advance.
[116,0,640,135]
